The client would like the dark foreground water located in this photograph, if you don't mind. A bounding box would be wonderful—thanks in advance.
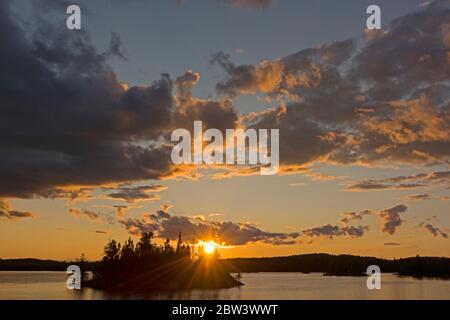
[0,271,448,300]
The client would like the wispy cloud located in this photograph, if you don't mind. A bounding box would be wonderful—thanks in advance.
[0,199,34,220]
[106,185,167,203]
[69,208,115,224]
[418,221,449,238]
[403,194,432,201]
[345,171,450,192]
[384,242,401,246]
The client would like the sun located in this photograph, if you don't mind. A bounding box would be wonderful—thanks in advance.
[203,241,217,255]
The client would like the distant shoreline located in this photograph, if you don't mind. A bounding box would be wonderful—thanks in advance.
[223,254,450,279]
[1,254,449,279]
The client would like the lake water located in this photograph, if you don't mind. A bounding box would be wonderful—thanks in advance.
[0,271,448,300]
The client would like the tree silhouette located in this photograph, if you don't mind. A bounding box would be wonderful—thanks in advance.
[103,240,120,264]
[85,232,241,291]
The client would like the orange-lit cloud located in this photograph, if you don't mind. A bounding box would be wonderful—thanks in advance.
[119,207,300,246]
[0,199,34,220]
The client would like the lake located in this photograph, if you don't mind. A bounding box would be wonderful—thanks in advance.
[0,271,448,300]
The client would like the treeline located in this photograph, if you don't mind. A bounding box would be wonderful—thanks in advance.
[223,254,450,278]
[0,258,98,271]
[3,252,448,279]
[85,232,241,291]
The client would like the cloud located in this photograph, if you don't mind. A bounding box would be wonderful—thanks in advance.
[384,242,401,246]
[403,194,432,201]
[308,205,408,238]
[69,207,115,224]
[345,182,427,192]
[302,224,369,239]
[107,185,167,203]
[104,31,127,60]
[212,1,450,169]
[418,222,449,238]
[69,208,100,221]
[300,209,370,241]
[39,188,93,204]
[302,203,444,240]
[220,0,275,8]
[375,204,408,235]
[0,1,179,198]
[177,0,275,9]
[0,1,242,198]
[305,171,346,182]
[113,206,129,219]
[339,211,370,225]
[119,209,300,246]
[211,52,284,97]
[0,199,34,220]
[174,70,238,134]
[1,0,449,201]
[345,170,450,191]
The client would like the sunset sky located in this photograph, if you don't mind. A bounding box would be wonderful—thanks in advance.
[0,0,449,261]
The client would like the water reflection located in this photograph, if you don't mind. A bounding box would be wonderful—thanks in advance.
[0,271,448,300]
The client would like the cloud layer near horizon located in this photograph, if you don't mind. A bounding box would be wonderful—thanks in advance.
[117,202,419,245]
[119,209,300,246]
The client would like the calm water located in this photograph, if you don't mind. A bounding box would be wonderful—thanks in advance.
[0,271,448,300]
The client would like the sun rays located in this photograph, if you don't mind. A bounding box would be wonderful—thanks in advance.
[198,240,220,256]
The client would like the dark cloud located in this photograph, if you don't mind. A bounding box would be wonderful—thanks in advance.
[375,204,408,235]
[38,188,92,204]
[340,211,369,225]
[174,70,238,133]
[345,170,450,192]
[119,209,300,246]
[303,205,408,238]
[301,224,342,239]
[304,204,411,238]
[352,1,450,101]
[384,242,401,246]
[177,0,275,9]
[0,1,241,198]
[404,194,432,201]
[301,209,370,241]
[0,1,178,198]
[105,31,127,60]
[107,185,167,203]
[419,222,449,238]
[345,182,428,192]
[345,182,392,191]
[302,224,369,240]
[220,0,274,8]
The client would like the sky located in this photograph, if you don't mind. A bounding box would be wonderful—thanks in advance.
[0,0,449,261]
